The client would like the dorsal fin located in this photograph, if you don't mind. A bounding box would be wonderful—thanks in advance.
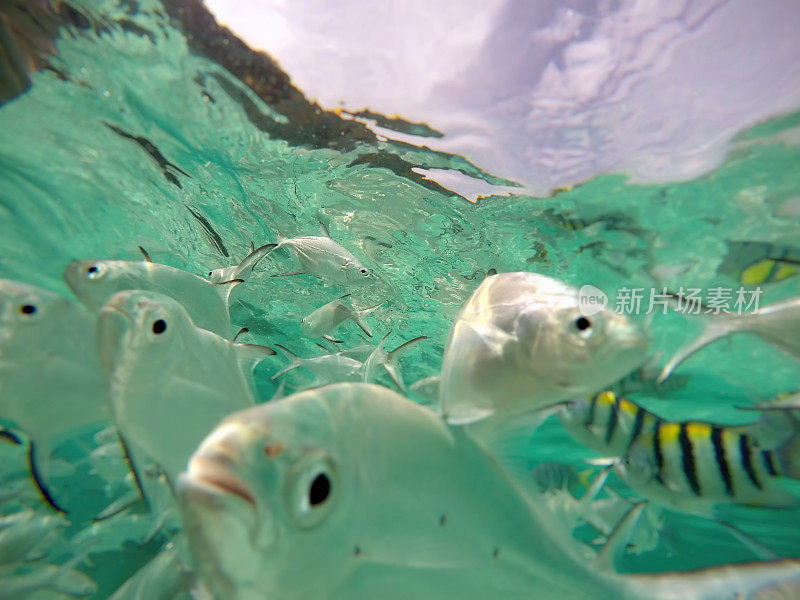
[240,243,278,272]
[388,336,427,360]
[319,222,332,238]
[270,376,288,401]
[233,342,276,381]
[138,246,153,262]
[212,278,244,305]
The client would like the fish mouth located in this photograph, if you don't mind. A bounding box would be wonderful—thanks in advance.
[185,456,257,508]
[97,305,132,374]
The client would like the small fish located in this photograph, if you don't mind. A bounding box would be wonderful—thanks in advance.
[439,272,649,426]
[207,242,277,284]
[0,545,96,599]
[262,223,378,286]
[63,258,240,339]
[530,462,576,494]
[617,419,800,514]
[561,390,800,472]
[271,344,363,383]
[178,382,800,600]
[0,280,109,494]
[0,511,66,565]
[186,205,229,257]
[559,390,664,458]
[97,289,274,484]
[534,466,662,556]
[107,542,194,600]
[300,294,381,340]
[719,241,800,285]
[659,297,800,383]
[361,332,427,393]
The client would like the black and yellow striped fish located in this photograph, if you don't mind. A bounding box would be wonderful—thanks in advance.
[559,390,661,457]
[719,241,800,285]
[619,420,800,513]
[560,390,800,512]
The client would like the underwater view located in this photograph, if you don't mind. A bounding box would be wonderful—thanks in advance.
[1,1,799,598]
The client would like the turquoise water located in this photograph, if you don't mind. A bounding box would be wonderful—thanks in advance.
[1,1,800,598]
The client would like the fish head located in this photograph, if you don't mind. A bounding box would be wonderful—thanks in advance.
[556,396,592,431]
[63,259,149,313]
[0,279,63,333]
[442,273,649,421]
[178,387,352,600]
[616,439,656,487]
[0,279,88,355]
[97,289,190,383]
[512,277,649,398]
[342,259,375,284]
[207,266,235,284]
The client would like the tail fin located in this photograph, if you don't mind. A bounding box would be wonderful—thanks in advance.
[382,336,427,393]
[352,301,383,338]
[272,345,303,380]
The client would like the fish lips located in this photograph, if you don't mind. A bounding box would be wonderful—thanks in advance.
[96,305,133,375]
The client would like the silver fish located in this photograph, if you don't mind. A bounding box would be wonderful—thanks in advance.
[63,259,239,339]
[263,224,378,286]
[439,272,649,426]
[0,279,108,487]
[659,297,800,383]
[97,289,274,484]
[361,332,426,393]
[107,542,194,600]
[534,466,662,556]
[0,546,96,600]
[177,382,800,600]
[300,294,380,339]
[0,511,66,565]
[272,344,363,383]
[207,243,277,284]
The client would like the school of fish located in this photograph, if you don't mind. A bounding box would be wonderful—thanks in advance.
[2,225,800,600]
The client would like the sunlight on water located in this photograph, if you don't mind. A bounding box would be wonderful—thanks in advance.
[1,1,799,598]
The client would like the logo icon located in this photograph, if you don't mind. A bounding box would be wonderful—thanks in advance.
[578,285,608,316]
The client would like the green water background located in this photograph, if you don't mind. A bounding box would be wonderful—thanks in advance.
[1,1,799,596]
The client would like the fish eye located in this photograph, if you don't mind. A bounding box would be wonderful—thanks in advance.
[308,473,331,506]
[360,268,369,276]
[86,264,106,279]
[151,319,167,334]
[573,316,594,338]
[286,452,336,529]
[208,271,213,278]
[19,304,37,315]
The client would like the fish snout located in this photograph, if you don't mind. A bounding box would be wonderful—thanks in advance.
[96,306,132,374]
[185,423,260,508]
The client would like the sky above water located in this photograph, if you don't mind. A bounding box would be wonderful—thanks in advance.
[206,0,800,194]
